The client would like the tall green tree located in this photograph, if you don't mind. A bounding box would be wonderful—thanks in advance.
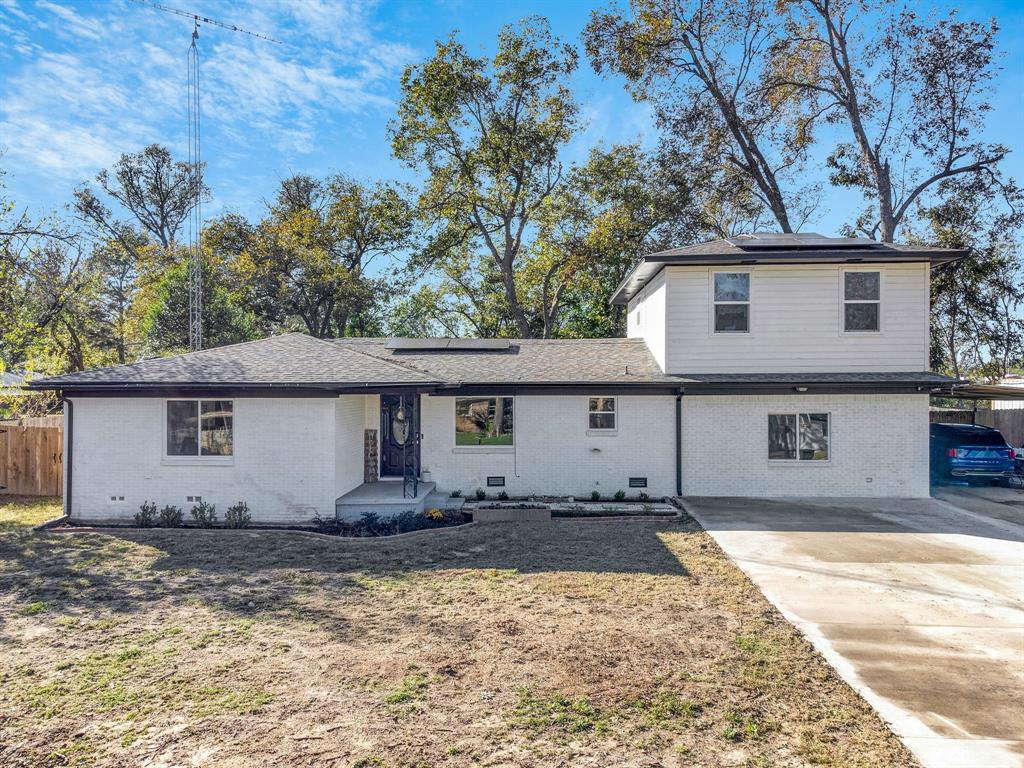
[391,17,580,338]
[142,259,255,353]
[585,0,818,235]
[231,174,413,338]
[920,173,1024,380]
[0,168,84,374]
[770,3,1008,242]
[532,144,698,337]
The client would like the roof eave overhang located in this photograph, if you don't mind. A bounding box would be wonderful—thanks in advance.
[36,381,441,397]
[610,250,967,305]
[680,382,952,396]
[39,380,683,397]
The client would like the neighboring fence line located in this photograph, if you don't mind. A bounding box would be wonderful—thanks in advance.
[930,408,1024,447]
[0,415,63,496]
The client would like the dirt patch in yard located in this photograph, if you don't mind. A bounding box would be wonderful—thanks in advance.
[0,497,918,767]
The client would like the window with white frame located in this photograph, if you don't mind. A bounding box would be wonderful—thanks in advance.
[166,399,233,457]
[588,396,616,430]
[843,271,880,332]
[768,412,829,461]
[713,272,750,332]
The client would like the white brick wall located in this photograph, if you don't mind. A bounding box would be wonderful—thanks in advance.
[67,392,930,524]
[335,396,368,498]
[681,394,930,497]
[69,397,339,523]
[420,394,677,497]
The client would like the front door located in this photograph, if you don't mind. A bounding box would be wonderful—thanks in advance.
[380,394,420,478]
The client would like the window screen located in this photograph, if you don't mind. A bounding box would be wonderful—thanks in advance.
[588,397,616,430]
[844,272,880,332]
[714,272,750,332]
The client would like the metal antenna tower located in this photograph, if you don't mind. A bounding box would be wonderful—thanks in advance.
[187,23,202,351]
[129,0,282,351]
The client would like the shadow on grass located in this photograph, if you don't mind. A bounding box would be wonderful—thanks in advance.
[0,517,693,636]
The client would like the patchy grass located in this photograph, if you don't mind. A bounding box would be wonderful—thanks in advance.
[0,497,919,767]
[511,685,610,736]
[0,495,61,529]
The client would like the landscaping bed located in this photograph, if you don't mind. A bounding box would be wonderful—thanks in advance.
[0,494,918,768]
[464,496,680,519]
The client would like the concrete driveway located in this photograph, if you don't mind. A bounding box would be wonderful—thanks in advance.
[684,491,1024,768]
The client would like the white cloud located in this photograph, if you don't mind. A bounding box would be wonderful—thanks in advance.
[35,0,106,41]
[0,0,417,192]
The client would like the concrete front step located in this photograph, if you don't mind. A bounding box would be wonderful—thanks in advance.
[335,480,436,520]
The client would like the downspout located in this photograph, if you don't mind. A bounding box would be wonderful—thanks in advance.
[675,389,683,497]
[64,396,73,519]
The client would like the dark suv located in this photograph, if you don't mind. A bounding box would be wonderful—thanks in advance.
[929,423,1016,483]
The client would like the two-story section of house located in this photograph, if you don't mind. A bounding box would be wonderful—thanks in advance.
[613,232,963,498]
[32,232,964,524]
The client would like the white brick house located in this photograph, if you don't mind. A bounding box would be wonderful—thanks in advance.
[31,233,964,523]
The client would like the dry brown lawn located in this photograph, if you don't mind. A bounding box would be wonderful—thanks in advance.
[0,496,918,768]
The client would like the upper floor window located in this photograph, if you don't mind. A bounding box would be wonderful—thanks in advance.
[713,272,750,333]
[166,399,233,457]
[588,397,616,430]
[843,271,880,332]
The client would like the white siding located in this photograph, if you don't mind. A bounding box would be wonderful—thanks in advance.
[626,269,667,370]
[335,396,368,497]
[682,394,930,497]
[420,394,676,498]
[663,263,930,373]
[70,397,338,524]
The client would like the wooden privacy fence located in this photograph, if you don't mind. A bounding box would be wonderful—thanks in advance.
[930,408,1024,447]
[0,415,63,496]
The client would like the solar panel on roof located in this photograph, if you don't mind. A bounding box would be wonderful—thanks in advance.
[446,338,510,350]
[385,338,449,350]
[384,338,511,351]
[726,232,884,250]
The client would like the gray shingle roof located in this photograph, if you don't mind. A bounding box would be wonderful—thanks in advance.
[332,337,674,384]
[29,334,955,392]
[32,334,438,388]
[30,334,674,389]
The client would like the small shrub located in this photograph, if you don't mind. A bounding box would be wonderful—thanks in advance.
[450,489,462,498]
[639,491,650,502]
[313,512,341,535]
[475,488,486,500]
[224,501,251,528]
[158,505,183,527]
[498,490,509,500]
[134,501,157,528]
[424,507,443,521]
[190,501,217,528]
[590,490,601,501]
[357,510,381,536]
[613,489,626,502]
[393,510,420,533]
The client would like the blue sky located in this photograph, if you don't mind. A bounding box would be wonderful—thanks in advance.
[1,0,1022,238]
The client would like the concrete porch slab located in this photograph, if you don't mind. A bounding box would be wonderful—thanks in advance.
[335,480,436,520]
